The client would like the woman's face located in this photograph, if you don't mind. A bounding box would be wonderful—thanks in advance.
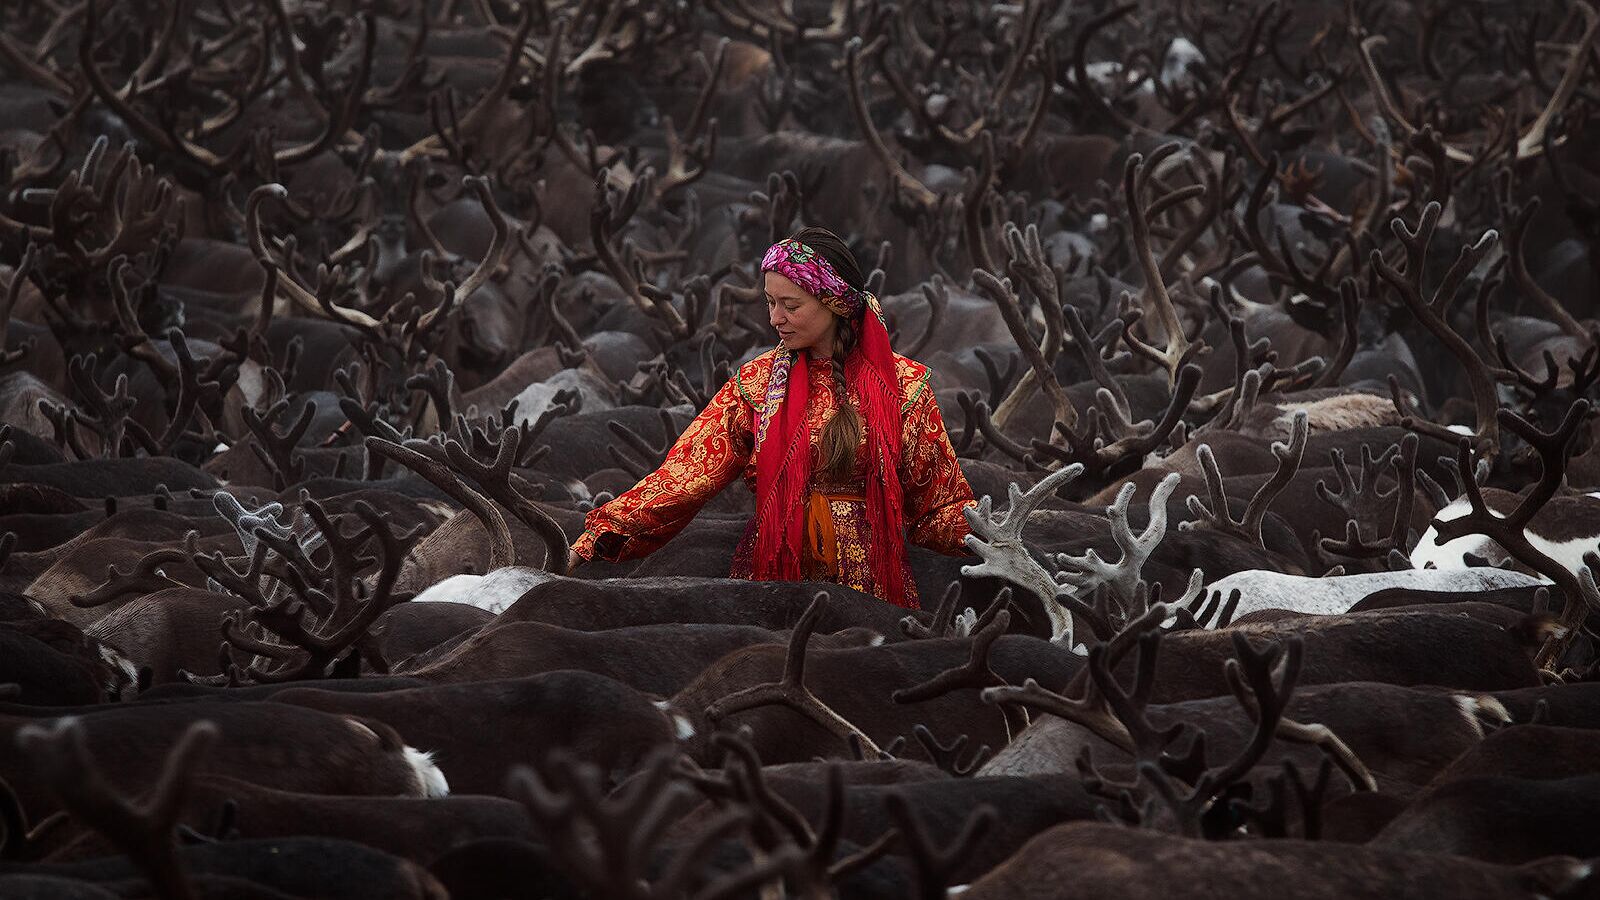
[765,271,839,356]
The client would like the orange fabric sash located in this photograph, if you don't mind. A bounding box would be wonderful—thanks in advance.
[805,489,867,577]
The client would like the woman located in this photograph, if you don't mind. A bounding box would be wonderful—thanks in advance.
[566,227,976,608]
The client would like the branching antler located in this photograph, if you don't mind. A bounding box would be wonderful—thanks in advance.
[1182,410,1309,548]
[1228,153,1344,309]
[17,718,218,900]
[883,791,995,900]
[1224,653,1378,794]
[709,734,898,889]
[892,608,1028,740]
[1356,3,1599,164]
[1371,201,1502,464]
[900,581,965,640]
[1030,364,1203,484]
[983,221,1074,432]
[590,167,691,339]
[1055,473,1190,607]
[844,36,941,219]
[705,593,885,759]
[1121,145,1207,384]
[1316,434,1419,561]
[0,243,38,365]
[910,725,993,777]
[72,543,192,609]
[1433,401,1591,669]
[192,497,420,684]
[654,39,725,201]
[240,397,314,491]
[508,746,800,900]
[246,184,381,330]
[984,602,1178,768]
[440,428,571,574]
[1129,632,1304,836]
[1493,171,1586,337]
[364,435,515,571]
[960,464,1084,644]
[608,408,682,480]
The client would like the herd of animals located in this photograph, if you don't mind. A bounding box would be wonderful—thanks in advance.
[2,0,1600,896]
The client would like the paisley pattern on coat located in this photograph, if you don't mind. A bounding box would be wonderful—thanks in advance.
[570,348,977,606]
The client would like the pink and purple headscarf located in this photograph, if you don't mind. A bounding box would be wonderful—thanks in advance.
[760,238,888,325]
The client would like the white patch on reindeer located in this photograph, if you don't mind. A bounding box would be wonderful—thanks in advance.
[1474,696,1511,727]
[98,645,141,699]
[418,500,458,520]
[1071,61,1125,90]
[510,371,611,427]
[412,566,555,615]
[653,700,696,740]
[1452,694,1510,739]
[1411,496,1597,578]
[1160,37,1205,91]
[403,746,451,798]
[564,477,594,503]
[1203,568,1543,622]
[233,361,266,410]
[1269,395,1399,437]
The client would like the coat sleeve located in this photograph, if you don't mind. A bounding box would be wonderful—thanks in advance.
[570,374,754,562]
[898,376,977,555]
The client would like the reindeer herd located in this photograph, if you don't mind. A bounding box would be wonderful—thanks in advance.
[1,0,1599,896]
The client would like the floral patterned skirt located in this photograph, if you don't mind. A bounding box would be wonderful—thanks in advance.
[728,493,921,608]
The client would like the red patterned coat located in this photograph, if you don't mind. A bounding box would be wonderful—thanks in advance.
[569,348,978,606]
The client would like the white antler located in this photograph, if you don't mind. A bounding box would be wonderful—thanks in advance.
[1055,472,1182,604]
[210,490,324,603]
[962,463,1084,643]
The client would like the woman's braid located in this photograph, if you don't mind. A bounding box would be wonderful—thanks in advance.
[817,317,862,481]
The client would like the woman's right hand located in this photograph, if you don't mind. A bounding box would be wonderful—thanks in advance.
[567,548,585,572]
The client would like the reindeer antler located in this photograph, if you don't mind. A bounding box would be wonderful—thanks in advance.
[17,718,219,900]
[884,791,995,900]
[508,745,801,899]
[1357,4,1599,164]
[1121,145,1207,384]
[705,593,885,759]
[1131,632,1304,836]
[1433,401,1592,669]
[1182,410,1309,548]
[961,464,1083,644]
[364,435,516,570]
[0,243,38,365]
[1371,202,1502,464]
[1316,434,1419,562]
[1031,364,1203,484]
[1055,473,1193,607]
[892,608,1029,740]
